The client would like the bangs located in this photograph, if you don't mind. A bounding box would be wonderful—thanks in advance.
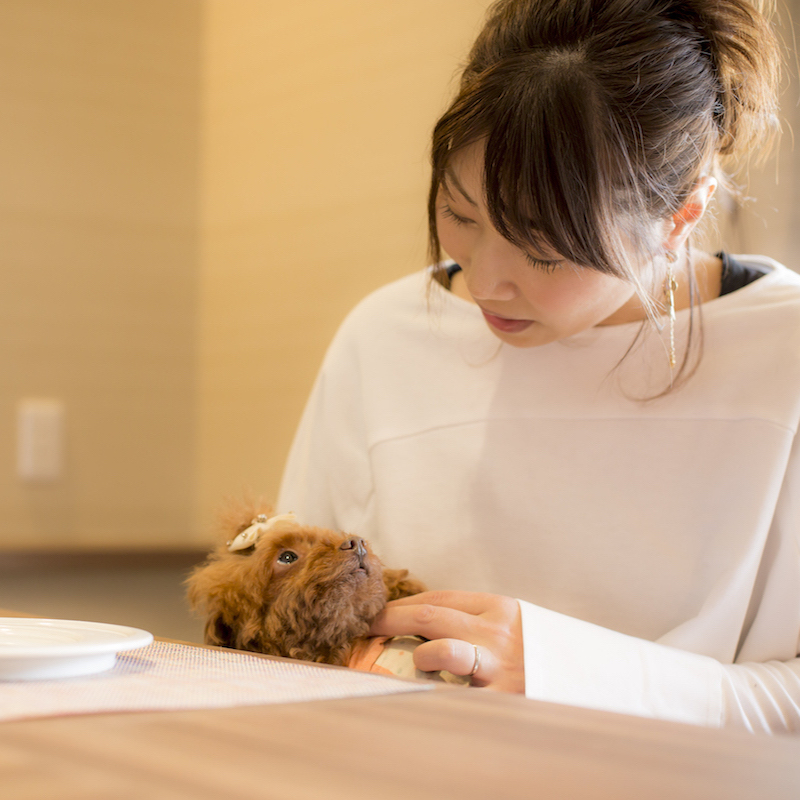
[430,51,644,281]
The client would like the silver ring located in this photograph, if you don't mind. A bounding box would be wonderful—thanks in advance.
[467,644,481,677]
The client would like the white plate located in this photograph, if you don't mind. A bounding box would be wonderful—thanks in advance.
[0,618,153,681]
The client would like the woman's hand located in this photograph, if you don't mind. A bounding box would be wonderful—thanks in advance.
[369,590,525,693]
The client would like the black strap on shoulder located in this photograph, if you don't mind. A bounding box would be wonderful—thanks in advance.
[718,252,769,296]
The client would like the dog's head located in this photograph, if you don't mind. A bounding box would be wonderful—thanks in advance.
[186,507,424,665]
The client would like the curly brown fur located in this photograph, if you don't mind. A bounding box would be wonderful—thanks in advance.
[186,503,425,666]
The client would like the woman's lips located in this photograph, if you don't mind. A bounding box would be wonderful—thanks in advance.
[480,308,533,334]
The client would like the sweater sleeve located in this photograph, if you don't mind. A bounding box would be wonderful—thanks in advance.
[520,426,800,733]
[519,601,800,733]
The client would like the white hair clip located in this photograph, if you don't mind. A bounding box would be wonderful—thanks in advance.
[227,512,298,552]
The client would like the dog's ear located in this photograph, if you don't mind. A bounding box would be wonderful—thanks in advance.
[186,557,262,650]
[382,568,426,601]
[205,614,237,648]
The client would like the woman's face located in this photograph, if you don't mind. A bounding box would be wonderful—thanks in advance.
[436,144,645,348]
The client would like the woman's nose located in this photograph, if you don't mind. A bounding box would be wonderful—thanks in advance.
[465,260,518,302]
[465,239,520,302]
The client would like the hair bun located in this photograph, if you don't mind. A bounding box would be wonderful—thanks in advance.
[671,0,780,157]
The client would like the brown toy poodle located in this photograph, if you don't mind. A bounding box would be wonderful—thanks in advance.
[186,503,438,675]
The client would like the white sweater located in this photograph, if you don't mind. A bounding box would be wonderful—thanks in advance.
[278,256,800,732]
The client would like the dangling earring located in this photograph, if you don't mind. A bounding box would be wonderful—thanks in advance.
[664,251,679,369]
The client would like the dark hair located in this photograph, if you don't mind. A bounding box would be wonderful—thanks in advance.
[428,0,780,383]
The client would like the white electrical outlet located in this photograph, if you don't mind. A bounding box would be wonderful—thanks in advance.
[17,399,64,482]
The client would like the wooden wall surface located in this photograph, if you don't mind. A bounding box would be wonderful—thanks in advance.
[0,0,202,547]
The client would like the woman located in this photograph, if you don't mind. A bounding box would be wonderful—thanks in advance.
[278,0,800,732]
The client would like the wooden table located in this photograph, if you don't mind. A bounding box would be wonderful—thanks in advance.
[1,609,799,799]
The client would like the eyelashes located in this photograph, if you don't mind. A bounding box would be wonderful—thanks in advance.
[439,204,472,226]
[438,204,562,274]
[524,254,561,273]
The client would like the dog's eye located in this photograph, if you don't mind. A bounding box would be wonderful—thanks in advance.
[277,551,299,565]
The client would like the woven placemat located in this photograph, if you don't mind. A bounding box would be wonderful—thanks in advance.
[0,640,430,722]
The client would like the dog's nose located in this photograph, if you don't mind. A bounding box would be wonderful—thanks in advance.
[340,537,367,559]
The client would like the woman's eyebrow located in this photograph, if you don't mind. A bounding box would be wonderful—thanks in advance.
[443,167,478,207]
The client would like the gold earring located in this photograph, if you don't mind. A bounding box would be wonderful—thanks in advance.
[664,251,678,369]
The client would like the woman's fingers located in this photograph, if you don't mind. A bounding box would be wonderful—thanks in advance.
[370,591,519,640]
[370,599,486,642]
[384,590,503,615]
[413,638,495,687]
[368,590,525,694]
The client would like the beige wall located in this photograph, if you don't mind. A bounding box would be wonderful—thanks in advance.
[0,0,202,547]
[2,0,796,549]
[720,0,800,265]
[0,0,491,548]
[195,0,491,535]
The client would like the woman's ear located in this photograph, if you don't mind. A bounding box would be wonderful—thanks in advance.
[663,175,717,253]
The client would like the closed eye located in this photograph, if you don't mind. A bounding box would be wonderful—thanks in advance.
[524,253,562,273]
[439,204,474,226]
[277,551,299,565]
